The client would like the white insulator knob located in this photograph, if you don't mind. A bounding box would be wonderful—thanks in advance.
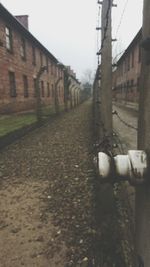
[114,155,131,179]
[97,150,148,185]
[128,150,148,184]
[98,152,111,180]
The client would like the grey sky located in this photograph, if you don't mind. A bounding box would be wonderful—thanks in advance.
[112,0,143,60]
[1,0,143,80]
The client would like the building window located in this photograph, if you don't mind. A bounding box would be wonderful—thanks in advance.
[9,71,16,97]
[125,59,128,72]
[23,75,29,97]
[123,62,126,73]
[59,69,61,78]
[46,57,49,73]
[127,81,129,92]
[137,77,140,92]
[52,84,54,97]
[40,51,43,66]
[127,55,130,71]
[20,37,26,60]
[32,46,36,65]
[120,64,123,76]
[47,82,50,97]
[58,86,61,97]
[5,26,13,52]
[33,78,37,97]
[51,63,53,75]
[49,61,51,74]
[131,51,134,68]
[56,67,59,77]
[54,65,56,76]
[130,79,134,92]
[41,81,44,97]
[138,45,141,62]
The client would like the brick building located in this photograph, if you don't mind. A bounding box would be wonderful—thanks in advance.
[113,29,142,103]
[0,3,68,114]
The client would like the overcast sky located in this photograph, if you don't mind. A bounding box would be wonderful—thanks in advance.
[1,0,143,80]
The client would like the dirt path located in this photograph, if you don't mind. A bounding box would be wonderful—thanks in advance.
[0,101,95,267]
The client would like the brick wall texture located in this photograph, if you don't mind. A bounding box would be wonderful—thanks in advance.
[112,30,142,103]
[0,15,64,114]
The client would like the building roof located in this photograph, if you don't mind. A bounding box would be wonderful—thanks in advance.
[117,28,142,65]
[0,3,58,64]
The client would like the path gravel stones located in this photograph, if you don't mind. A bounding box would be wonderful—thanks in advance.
[0,101,96,267]
[0,101,136,267]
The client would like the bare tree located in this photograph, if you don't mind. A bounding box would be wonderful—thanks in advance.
[81,69,94,85]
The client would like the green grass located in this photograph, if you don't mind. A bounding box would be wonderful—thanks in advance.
[0,104,65,137]
[42,105,55,117]
[42,104,65,116]
[0,114,36,137]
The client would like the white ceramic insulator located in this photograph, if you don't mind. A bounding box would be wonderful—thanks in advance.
[98,150,148,184]
[114,155,131,178]
[128,150,147,183]
[98,152,111,179]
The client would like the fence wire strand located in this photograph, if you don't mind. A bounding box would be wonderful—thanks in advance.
[113,110,138,131]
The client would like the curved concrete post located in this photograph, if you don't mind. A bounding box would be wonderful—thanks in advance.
[55,77,62,114]
[36,66,47,123]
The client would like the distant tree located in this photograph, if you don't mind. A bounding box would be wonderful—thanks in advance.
[79,82,92,102]
[81,69,94,85]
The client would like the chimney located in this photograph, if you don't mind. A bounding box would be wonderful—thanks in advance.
[15,15,29,30]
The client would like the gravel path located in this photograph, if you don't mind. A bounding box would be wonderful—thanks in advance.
[113,104,138,151]
[0,101,95,267]
[112,104,137,267]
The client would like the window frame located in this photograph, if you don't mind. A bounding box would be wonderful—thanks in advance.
[33,78,37,97]
[23,75,29,97]
[41,80,44,97]
[32,46,36,65]
[40,51,43,66]
[46,56,49,73]
[20,37,26,61]
[9,71,17,97]
[47,82,50,97]
[5,26,13,53]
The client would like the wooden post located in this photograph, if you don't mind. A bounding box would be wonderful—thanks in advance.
[136,1,150,266]
[100,0,112,138]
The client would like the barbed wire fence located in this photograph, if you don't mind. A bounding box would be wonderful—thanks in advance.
[113,110,138,130]
[93,2,137,267]
[93,0,114,157]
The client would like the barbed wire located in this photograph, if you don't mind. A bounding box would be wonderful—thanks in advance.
[96,0,112,58]
[112,49,126,64]
[96,5,101,65]
[112,0,129,51]
[114,0,129,37]
[101,0,112,52]
[113,130,126,154]
[113,110,137,130]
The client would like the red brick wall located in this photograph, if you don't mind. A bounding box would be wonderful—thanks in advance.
[0,16,64,114]
[113,39,141,103]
